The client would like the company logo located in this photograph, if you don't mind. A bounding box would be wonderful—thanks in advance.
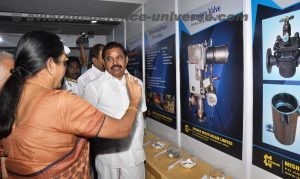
[127,12,248,22]
[264,154,273,168]
[185,124,191,133]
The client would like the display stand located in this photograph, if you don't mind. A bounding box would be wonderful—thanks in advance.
[144,130,231,179]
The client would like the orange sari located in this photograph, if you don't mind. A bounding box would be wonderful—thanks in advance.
[2,89,105,179]
[8,138,90,179]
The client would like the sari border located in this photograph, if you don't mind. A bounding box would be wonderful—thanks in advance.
[8,138,86,177]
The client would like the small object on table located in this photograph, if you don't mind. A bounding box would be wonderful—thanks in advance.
[154,148,169,158]
[208,166,226,179]
[180,158,197,169]
[201,174,209,179]
[167,146,182,159]
[168,158,183,170]
[151,138,165,149]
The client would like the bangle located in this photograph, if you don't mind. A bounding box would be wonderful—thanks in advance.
[128,106,139,113]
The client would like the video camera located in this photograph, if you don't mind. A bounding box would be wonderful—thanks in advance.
[76,31,94,47]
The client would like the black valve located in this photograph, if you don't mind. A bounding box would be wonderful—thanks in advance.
[266,15,300,78]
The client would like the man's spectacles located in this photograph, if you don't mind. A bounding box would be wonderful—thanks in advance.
[104,55,125,62]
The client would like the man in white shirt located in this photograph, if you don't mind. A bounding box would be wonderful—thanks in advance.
[84,42,147,179]
[77,44,105,97]
[62,56,81,94]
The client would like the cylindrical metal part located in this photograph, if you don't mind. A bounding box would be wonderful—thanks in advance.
[206,45,229,64]
[271,93,299,145]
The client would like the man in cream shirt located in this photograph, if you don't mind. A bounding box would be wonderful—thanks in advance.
[77,43,105,97]
[62,56,81,94]
[84,42,146,179]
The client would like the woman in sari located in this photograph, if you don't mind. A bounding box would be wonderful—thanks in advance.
[0,31,142,178]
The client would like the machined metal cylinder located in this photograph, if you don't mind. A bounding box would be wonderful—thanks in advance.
[206,45,229,64]
[271,93,299,145]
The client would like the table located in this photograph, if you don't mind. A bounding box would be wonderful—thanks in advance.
[144,130,223,179]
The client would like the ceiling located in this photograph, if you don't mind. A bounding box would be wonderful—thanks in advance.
[0,0,142,35]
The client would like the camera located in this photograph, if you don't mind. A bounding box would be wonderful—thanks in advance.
[76,32,89,45]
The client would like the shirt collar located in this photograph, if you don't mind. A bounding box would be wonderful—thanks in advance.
[104,69,129,82]
[91,64,104,72]
[91,64,97,70]
[65,77,77,83]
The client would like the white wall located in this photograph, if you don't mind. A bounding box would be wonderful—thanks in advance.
[61,34,106,57]
[178,0,213,14]
[143,0,175,30]
[60,34,106,57]
[59,34,106,48]
[106,29,114,43]
[0,33,106,59]
[126,5,142,40]
[103,0,144,3]
[0,33,22,47]
[113,21,125,45]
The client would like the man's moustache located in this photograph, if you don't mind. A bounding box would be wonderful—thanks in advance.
[111,65,122,69]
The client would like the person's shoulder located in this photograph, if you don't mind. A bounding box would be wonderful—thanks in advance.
[78,68,93,81]
[86,74,107,89]
[135,77,143,83]
[41,89,76,102]
[93,72,110,83]
[132,76,143,85]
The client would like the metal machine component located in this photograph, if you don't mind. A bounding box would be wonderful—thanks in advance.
[187,40,229,122]
[266,15,300,78]
[268,93,300,145]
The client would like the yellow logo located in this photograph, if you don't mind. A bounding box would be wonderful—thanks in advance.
[185,124,191,133]
[264,154,272,168]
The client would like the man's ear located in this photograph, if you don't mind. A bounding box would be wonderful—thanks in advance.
[92,57,97,64]
[46,57,55,75]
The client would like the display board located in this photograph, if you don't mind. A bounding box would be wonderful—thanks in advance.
[252,0,300,178]
[127,34,143,80]
[145,21,177,129]
[179,0,243,159]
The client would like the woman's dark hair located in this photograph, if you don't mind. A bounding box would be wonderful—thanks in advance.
[0,31,64,139]
[102,42,127,59]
